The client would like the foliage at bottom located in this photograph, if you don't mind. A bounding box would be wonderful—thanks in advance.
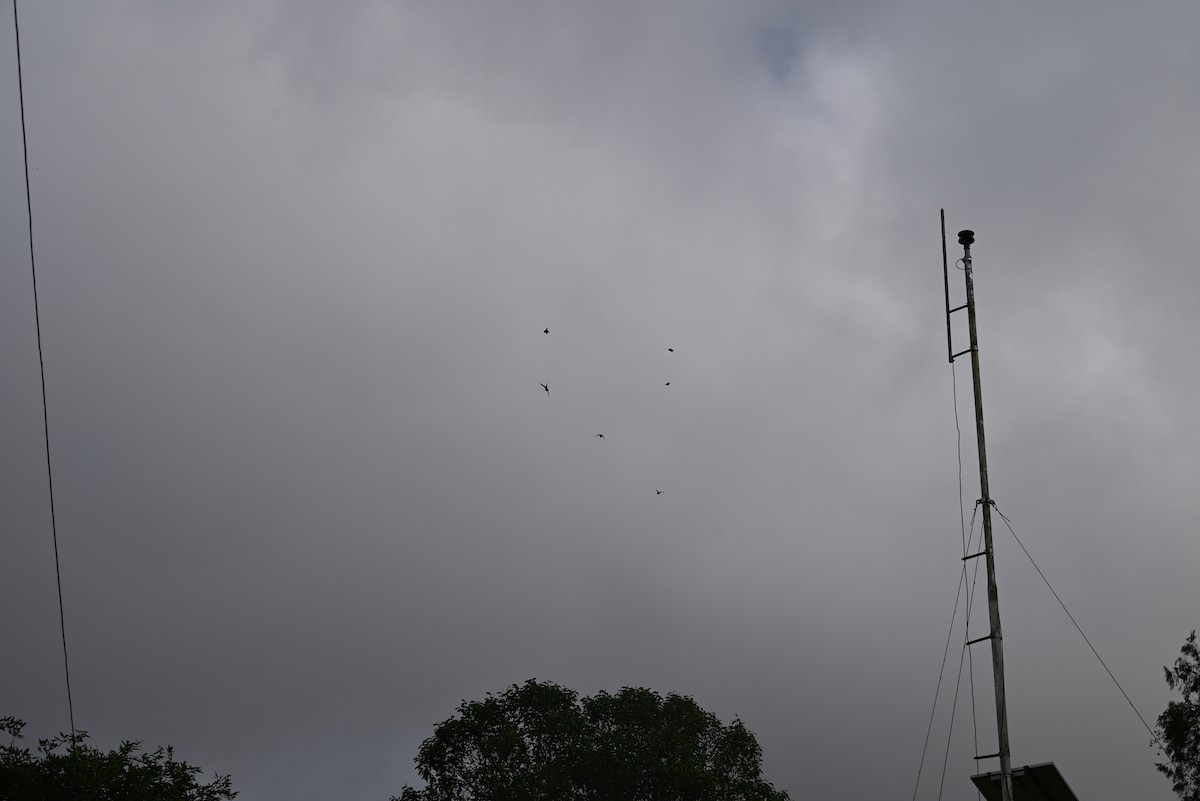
[394,679,789,801]
[0,717,236,801]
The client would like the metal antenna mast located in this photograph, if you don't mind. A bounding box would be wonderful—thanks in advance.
[943,211,1014,801]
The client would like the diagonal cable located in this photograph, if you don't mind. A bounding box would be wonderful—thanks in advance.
[938,511,981,801]
[12,0,75,737]
[912,567,969,801]
[913,362,978,800]
[992,504,1172,768]
[965,516,983,799]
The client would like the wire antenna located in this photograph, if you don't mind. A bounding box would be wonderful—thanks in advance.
[12,0,76,738]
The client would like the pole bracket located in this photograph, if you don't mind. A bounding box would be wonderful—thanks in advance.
[966,634,994,646]
[962,550,988,561]
[974,752,1001,761]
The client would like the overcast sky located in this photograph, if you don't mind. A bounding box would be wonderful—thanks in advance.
[2,2,1198,799]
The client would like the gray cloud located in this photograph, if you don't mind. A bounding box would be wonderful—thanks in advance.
[2,2,1196,800]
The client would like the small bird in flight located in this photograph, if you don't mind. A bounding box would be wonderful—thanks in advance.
[594,434,606,441]
[544,328,549,334]
[667,348,674,352]
[541,383,549,395]
[655,489,664,495]
[665,382,670,386]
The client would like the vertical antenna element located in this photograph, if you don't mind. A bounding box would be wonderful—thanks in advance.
[958,229,1014,801]
[942,210,953,363]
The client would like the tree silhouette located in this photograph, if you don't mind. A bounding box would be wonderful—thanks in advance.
[0,717,235,801]
[394,680,789,801]
[1156,630,1200,801]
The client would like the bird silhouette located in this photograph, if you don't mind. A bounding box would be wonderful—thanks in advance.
[541,383,549,395]
[667,348,674,352]
[594,434,606,441]
[544,328,549,334]
[655,489,664,495]
[665,382,670,386]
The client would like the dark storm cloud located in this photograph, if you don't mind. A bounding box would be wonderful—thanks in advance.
[2,2,1196,800]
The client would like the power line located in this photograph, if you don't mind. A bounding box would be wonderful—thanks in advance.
[991,504,1173,769]
[11,0,75,738]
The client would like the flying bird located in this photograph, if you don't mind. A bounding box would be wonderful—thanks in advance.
[667,348,674,352]
[655,489,664,495]
[665,382,670,386]
[541,383,549,395]
[544,328,549,334]
[594,434,606,441]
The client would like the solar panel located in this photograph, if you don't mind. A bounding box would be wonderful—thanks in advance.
[970,762,1080,801]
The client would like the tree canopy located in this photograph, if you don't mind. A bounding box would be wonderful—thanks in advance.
[394,679,789,801]
[0,717,236,801]
[1157,631,1200,801]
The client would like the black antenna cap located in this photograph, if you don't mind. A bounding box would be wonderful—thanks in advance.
[957,230,975,246]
